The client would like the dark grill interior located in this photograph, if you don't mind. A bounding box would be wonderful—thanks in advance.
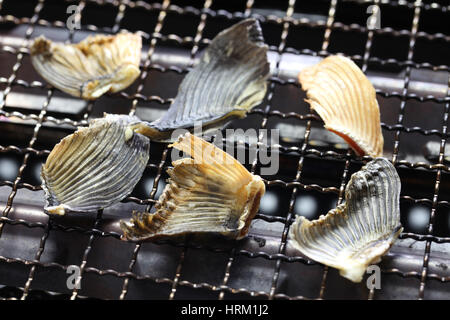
[0,0,449,300]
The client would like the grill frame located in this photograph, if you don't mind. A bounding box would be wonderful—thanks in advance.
[0,0,449,300]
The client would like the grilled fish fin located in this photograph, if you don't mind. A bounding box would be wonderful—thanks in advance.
[120,133,265,241]
[139,19,269,142]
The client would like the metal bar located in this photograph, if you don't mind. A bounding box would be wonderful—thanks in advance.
[0,0,48,236]
[0,0,45,235]
[119,0,172,300]
[313,0,339,300]
[0,230,448,284]
[417,57,450,300]
[168,0,212,300]
[385,0,424,298]
[392,1,422,164]
[19,0,94,300]
[217,0,256,301]
[17,87,54,300]
[0,1,44,112]
[67,0,129,300]
[219,0,300,300]
[250,0,298,300]
[127,0,170,117]
[0,217,448,300]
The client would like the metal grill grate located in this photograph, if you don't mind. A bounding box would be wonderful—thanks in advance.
[0,0,449,300]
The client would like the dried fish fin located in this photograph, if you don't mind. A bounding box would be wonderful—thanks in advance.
[30,32,141,100]
[298,55,384,157]
[120,133,265,241]
[289,158,402,282]
[139,18,269,142]
[41,114,149,215]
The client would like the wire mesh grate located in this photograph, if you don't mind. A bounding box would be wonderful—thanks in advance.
[0,0,449,300]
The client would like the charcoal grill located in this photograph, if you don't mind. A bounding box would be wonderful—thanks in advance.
[0,0,449,300]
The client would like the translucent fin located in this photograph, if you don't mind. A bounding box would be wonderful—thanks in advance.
[298,55,384,157]
[120,133,265,241]
[289,158,402,282]
[30,32,141,100]
[133,18,269,142]
[41,114,149,215]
